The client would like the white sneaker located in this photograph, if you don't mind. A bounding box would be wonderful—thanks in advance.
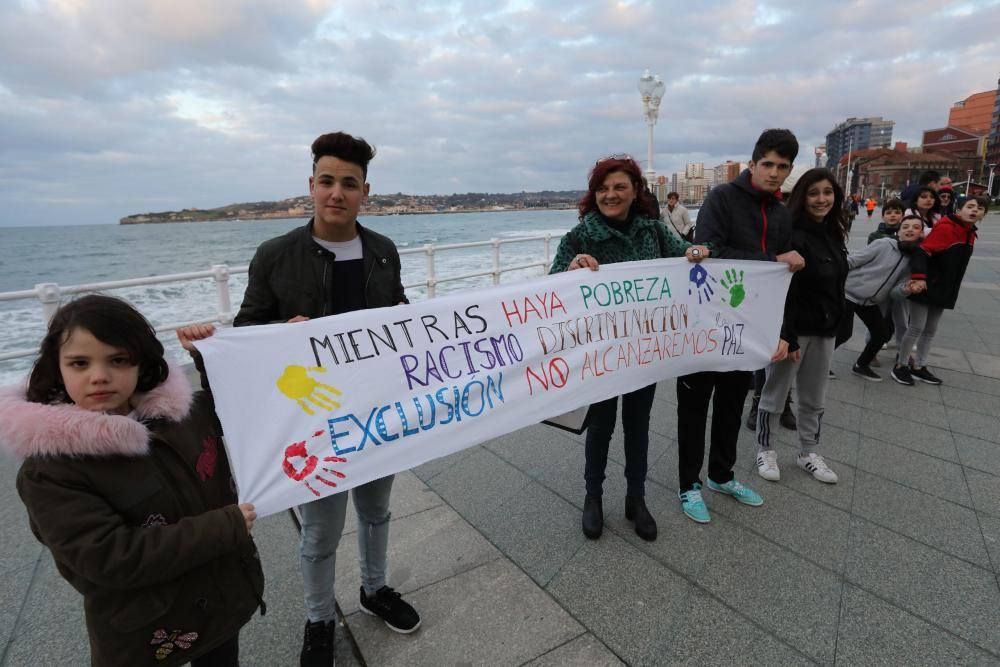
[797,453,838,484]
[756,450,780,481]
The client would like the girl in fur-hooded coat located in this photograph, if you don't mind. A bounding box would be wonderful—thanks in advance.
[0,317,264,667]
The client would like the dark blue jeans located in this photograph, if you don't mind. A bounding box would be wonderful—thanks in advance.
[584,383,657,497]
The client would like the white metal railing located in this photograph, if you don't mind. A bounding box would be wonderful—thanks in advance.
[0,234,557,363]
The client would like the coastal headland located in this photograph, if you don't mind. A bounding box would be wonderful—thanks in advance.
[119,191,585,224]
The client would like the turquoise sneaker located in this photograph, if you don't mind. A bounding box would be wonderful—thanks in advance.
[706,478,764,507]
[678,483,711,523]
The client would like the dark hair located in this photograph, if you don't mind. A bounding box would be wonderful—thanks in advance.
[311,132,376,178]
[751,129,799,162]
[900,214,924,225]
[26,295,168,405]
[912,186,938,219]
[786,168,849,244]
[917,170,941,186]
[577,157,659,221]
[667,191,680,200]
[965,195,990,212]
[882,198,904,214]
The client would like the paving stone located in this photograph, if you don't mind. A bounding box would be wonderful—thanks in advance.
[482,425,581,479]
[334,503,500,616]
[411,445,479,483]
[708,479,851,573]
[0,560,35,661]
[613,480,721,580]
[346,559,582,667]
[953,434,1000,477]
[2,614,90,667]
[945,405,1000,442]
[860,383,950,429]
[844,518,1000,655]
[523,633,624,666]
[940,385,1000,417]
[979,513,1000,575]
[423,446,533,525]
[965,468,1000,519]
[924,346,973,373]
[859,410,958,462]
[836,584,1000,666]
[9,555,85,639]
[339,470,443,537]
[857,438,971,506]
[658,589,814,666]
[967,351,1000,380]
[933,368,1000,397]
[820,397,863,432]
[475,481,587,587]
[772,445,858,512]
[698,523,841,663]
[852,470,991,568]
[545,531,692,666]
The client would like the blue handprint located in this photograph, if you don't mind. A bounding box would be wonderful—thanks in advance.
[688,265,717,304]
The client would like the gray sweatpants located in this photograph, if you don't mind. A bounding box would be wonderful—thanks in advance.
[896,301,944,368]
[756,335,834,456]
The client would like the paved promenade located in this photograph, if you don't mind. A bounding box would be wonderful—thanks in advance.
[2,211,999,665]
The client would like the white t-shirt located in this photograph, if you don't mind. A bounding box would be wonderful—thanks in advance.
[312,235,363,261]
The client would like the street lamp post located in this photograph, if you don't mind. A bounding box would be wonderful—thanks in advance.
[987,163,997,198]
[637,69,666,184]
[967,169,974,196]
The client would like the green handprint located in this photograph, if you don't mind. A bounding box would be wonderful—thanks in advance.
[720,269,746,308]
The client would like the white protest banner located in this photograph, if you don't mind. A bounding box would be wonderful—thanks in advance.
[196,258,791,517]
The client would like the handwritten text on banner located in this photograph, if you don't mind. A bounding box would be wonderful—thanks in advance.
[196,258,792,517]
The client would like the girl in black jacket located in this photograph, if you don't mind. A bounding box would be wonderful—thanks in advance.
[755,169,849,485]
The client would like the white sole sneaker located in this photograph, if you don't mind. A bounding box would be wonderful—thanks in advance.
[756,451,780,481]
[796,454,838,484]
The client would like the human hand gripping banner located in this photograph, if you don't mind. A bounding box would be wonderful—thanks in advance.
[195,258,791,517]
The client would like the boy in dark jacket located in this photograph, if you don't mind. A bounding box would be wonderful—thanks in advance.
[892,196,987,385]
[867,198,905,243]
[674,129,805,523]
[235,132,420,667]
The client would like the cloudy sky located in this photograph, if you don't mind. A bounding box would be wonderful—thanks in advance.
[1,0,998,227]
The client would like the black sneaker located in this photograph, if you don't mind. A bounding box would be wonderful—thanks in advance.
[911,366,943,385]
[300,619,335,667]
[852,364,882,382]
[360,586,421,633]
[890,365,914,386]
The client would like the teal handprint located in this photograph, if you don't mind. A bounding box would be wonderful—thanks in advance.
[720,269,746,308]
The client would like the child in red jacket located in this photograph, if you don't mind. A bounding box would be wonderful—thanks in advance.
[891,196,988,385]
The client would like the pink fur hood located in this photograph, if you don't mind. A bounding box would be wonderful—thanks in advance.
[0,361,193,460]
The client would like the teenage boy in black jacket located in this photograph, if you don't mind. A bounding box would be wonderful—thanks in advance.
[675,129,805,523]
[235,132,420,667]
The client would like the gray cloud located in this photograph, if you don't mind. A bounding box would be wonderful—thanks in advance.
[1,0,998,227]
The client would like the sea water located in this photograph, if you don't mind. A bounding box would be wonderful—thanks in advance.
[0,210,580,385]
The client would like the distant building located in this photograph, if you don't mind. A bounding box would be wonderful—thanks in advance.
[684,162,704,179]
[825,117,894,169]
[922,126,987,161]
[948,90,996,132]
[987,75,1000,196]
[835,143,960,200]
[712,161,741,186]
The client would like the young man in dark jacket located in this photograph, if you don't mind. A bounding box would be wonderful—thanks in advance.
[234,132,419,667]
[674,129,805,523]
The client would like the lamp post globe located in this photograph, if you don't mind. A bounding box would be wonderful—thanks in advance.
[637,69,665,183]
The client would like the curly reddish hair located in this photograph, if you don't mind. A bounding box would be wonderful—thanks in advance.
[577,157,659,220]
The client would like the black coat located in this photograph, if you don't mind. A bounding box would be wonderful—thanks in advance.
[234,219,407,325]
[694,170,793,260]
[783,219,849,349]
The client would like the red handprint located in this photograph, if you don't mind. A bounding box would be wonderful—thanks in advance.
[282,430,348,497]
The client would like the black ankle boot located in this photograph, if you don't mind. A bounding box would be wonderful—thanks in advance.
[624,495,657,541]
[780,393,797,430]
[745,394,760,430]
[582,495,603,539]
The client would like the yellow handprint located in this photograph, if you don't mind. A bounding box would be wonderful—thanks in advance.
[277,365,343,415]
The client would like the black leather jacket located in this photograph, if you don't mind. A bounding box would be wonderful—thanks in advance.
[234,219,407,326]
